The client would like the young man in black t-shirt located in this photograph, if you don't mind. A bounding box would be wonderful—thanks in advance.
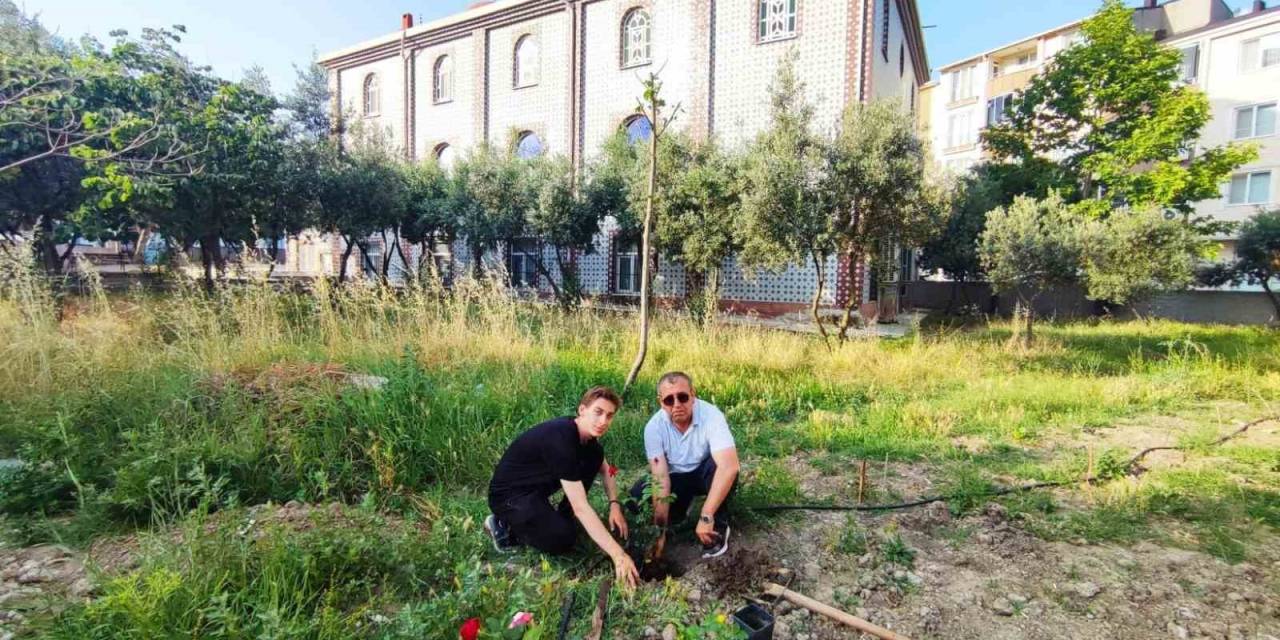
[485,386,639,589]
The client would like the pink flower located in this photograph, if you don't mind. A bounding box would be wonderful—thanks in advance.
[508,611,534,629]
[459,617,481,640]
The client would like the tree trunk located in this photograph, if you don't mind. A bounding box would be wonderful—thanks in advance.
[356,241,379,281]
[35,215,62,275]
[379,231,394,283]
[338,236,356,283]
[1015,296,1035,348]
[624,106,661,394]
[1262,278,1280,324]
[532,252,565,306]
[58,235,79,272]
[811,250,831,349]
[392,233,412,284]
[200,237,216,291]
[837,246,862,342]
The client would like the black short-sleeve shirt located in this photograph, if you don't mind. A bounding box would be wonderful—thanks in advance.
[488,417,603,504]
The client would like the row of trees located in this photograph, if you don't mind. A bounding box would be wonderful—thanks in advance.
[920,0,1279,335]
[2,2,940,319]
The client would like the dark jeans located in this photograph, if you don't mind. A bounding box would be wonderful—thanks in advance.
[628,456,735,528]
[489,458,601,555]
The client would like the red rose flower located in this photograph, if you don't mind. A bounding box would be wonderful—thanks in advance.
[459,617,481,640]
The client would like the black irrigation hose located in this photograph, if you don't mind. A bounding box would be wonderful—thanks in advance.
[556,591,576,640]
[748,415,1274,514]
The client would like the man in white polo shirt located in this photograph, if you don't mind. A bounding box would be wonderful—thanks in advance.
[629,371,741,558]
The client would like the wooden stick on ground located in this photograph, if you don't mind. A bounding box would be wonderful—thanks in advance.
[584,578,612,640]
[764,582,912,640]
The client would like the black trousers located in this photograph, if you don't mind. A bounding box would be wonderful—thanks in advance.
[489,456,601,555]
[628,456,735,528]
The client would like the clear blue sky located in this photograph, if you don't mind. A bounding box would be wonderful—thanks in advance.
[20,0,1255,94]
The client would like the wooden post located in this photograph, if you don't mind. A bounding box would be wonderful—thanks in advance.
[764,582,912,640]
[857,460,868,504]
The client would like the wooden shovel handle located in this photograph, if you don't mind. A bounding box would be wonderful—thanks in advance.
[763,582,912,640]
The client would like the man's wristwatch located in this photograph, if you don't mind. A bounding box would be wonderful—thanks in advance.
[698,513,714,525]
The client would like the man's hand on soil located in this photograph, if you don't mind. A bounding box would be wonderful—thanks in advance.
[695,518,716,545]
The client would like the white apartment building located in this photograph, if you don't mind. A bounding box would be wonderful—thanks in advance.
[315,0,930,317]
[925,0,1280,269]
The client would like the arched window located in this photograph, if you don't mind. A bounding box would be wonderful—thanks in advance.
[433,55,454,103]
[758,0,797,43]
[621,8,652,68]
[514,35,540,88]
[623,115,652,145]
[435,143,455,169]
[362,73,380,116]
[515,131,544,159]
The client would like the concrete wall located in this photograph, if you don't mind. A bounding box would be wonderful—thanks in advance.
[905,281,1279,325]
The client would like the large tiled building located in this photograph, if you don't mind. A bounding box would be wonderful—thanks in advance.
[318,0,928,317]
[923,0,1280,275]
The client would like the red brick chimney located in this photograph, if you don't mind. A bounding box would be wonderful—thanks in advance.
[1144,0,1157,8]
[401,13,413,29]
[1254,1,1268,13]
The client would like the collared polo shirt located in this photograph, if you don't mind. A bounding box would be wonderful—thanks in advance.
[643,398,736,474]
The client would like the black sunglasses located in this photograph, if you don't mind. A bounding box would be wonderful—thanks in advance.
[660,392,691,407]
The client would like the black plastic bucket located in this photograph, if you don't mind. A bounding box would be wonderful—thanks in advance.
[731,603,775,640]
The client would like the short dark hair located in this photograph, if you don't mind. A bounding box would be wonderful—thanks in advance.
[579,385,622,411]
[657,371,693,391]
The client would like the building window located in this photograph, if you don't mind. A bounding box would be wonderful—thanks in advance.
[514,35,539,88]
[881,0,890,61]
[1241,33,1280,72]
[434,143,455,169]
[433,55,453,103]
[614,242,640,294]
[1178,44,1199,83]
[1228,170,1272,205]
[1234,103,1276,139]
[758,0,797,43]
[947,111,973,148]
[516,131,544,159]
[624,115,652,145]
[621,8,652,68]
[986,93,1013,126]
[949,65,974,102]
[507,239,539,288]
[362,73,380,116]
[992,51,1037,78]
[899,43,905,78]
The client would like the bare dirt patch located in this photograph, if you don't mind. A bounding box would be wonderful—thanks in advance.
[651,451,1280,640]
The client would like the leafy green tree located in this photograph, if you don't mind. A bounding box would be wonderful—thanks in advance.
[978,194,1082,345]
[239,64,273,98]
[284,52,331,139]
[737,53,836,341]
[1199,210,1280,321]
[983,0,1256,222]
[826,99,942,338]
[449,144,531,278]
[919,168,1002,311]
[314,127,406,283]
[400,158,456,280]
[0,9,194,273]
[653,135,741,321]
[130,82,283,287]
[524,155,602,306]
[1077,207,1204,311]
